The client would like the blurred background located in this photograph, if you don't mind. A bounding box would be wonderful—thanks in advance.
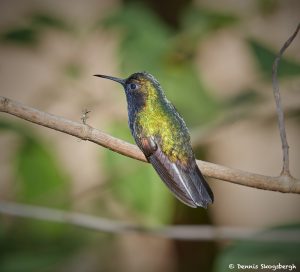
[0,0,300,271]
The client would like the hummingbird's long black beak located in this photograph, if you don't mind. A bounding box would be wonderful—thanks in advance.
[94,74,125,86]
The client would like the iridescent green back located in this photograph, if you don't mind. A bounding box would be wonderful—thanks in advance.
[135,77,193,166]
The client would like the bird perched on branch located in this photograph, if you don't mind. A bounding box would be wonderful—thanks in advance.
[95,72,214,208]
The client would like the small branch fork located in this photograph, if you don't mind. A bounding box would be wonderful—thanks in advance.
[272,23,300,177]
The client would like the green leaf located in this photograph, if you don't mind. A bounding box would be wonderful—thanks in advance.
[30,14,68,31]
[0,13,70,46]
[161,65,220,126]
[224,89,263,108]
[0,119,69,207]
[102,2,172,74]
[248,39,300,78]
[100,3,220,126]
[1,27,37,45]
[181,7,238,39]
[257,0,279,15]
[15,137,69,207]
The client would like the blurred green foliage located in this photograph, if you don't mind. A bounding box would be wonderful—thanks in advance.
[30,14,68,30]
[0,120,70,207]
[181,7,238,39]
[0,221,82,272]
[101,3,233,126]
[0,216,114,272]
[1,27,37,45]
[15,138,69,206]
[249,39,300,78]
[0,120,94,271]
[1,13,70,45]
[225,89,263,108]
[214,224,300,272]
[1,1,300,271]
[257,0,279,15]
[104,122,174,225]
[64,62,82,79]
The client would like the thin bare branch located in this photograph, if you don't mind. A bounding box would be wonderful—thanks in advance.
[1,201,300,242]
[0,96,144,161]
[272,23,300,176]
[1,96,299,193]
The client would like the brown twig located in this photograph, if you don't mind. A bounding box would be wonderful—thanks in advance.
[272,23,300,176]
[1,201,300,241]
[0,96,299,193]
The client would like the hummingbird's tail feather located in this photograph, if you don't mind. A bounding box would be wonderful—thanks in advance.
[148,147,214,208]
[190,164,214,208]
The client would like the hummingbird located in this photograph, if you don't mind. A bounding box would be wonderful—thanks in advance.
[94,72,214,208]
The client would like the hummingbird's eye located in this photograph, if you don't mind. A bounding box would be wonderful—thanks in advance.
[129,83,137,90]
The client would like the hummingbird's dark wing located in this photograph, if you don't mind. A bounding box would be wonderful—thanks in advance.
[137,136,214,208]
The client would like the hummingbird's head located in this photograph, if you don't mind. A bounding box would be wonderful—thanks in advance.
[94,71,163,109]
